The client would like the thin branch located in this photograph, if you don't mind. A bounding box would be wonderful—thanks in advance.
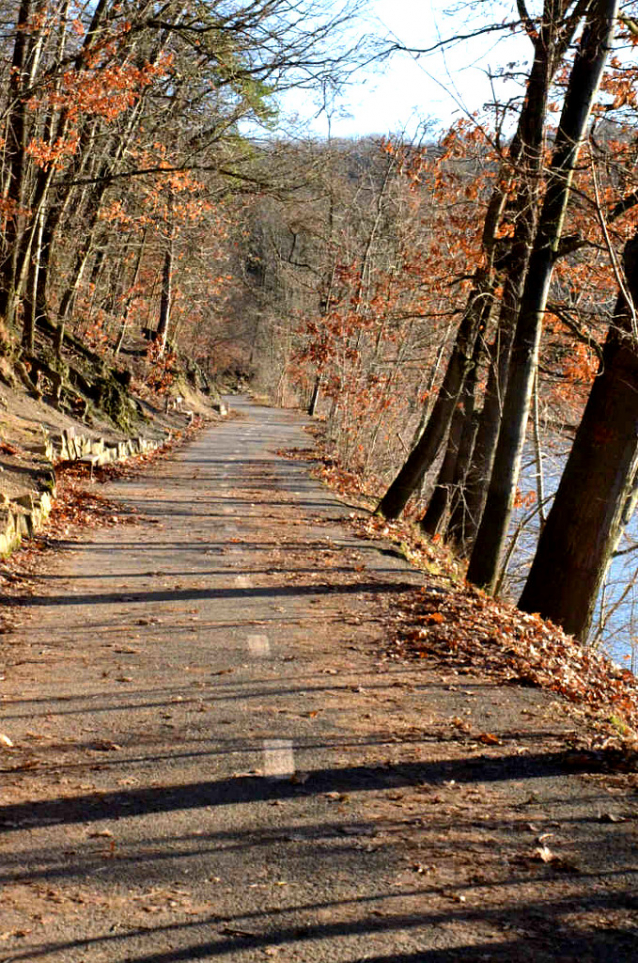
[591,154,638,339]
[388,21,523,58]
[546,302,604,361]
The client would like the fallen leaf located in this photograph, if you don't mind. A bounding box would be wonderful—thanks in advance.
[598,812,625,823]
[0,929,31,940]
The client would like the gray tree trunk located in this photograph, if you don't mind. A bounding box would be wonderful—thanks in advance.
[156,239,174,356]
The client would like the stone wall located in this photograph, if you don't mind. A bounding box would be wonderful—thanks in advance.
[0,429,163,557]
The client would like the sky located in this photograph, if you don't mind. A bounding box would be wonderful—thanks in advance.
[285,0,532,139]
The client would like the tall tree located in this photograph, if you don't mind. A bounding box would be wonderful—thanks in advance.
[375,0,590,521]
[467,0,619,591]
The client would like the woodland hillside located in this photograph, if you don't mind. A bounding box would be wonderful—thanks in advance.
[3,0,638,664]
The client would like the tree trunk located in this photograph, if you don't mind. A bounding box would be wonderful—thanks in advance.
[375,274,492,518]
[445,407,480,544]
[0,0,46,327]
[156,239,174,356]
[419,411,463,536]
[308,373,322,416]
[421,317,483,536]
[467,0,618,591]
[519,233,638,640]
[447,256,526,554]
[115,230,148,355]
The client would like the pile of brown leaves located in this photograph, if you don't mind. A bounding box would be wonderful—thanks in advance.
[392,582,638,742]
[52,467,139,531]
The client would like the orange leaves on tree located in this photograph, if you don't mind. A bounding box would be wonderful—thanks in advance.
[26,45,174,173]
[513,488,536,510]
[26,131,80,172]
[561,342,598,386]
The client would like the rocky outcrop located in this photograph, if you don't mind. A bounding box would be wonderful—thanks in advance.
[0,490,55,555]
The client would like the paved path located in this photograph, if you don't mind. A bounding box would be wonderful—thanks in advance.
[1,398,637,962]
[1,398,428,962]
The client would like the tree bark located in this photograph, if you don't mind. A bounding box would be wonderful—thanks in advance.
[156,238,174,355]
[519,233,638,640]
[308,373,322,415]
[375,274,492,518]
[115,230,148,356]
[0,0,47,328]
[421,318,483,536]
[447,251,527,554]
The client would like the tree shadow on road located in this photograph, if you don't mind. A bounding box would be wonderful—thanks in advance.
[0,746,622,829]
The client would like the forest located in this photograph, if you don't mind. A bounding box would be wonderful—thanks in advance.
[2,0,638,659]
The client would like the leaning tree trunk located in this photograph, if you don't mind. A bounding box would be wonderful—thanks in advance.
[467,0,618,591]
[420,318,484,536]
[518,233,638,640]
[375,272,493,519]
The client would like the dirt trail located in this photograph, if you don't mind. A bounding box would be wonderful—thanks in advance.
[0,397,636,962]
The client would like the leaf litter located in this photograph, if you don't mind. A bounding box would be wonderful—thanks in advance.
[288,438,638,762]
[390,581,638,760]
